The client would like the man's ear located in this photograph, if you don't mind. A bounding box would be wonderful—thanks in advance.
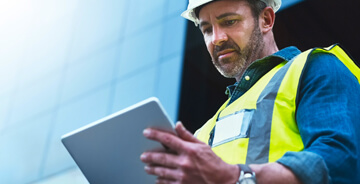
[259,7,275,33]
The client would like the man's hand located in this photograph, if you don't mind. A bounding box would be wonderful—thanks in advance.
[140,122,239,184]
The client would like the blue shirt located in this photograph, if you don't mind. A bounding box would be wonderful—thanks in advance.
[225,46,360,184]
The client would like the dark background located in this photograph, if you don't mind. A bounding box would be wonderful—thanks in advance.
[178,0,360,133]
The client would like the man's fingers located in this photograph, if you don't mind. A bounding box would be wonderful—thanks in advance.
[156,177,177,184]
[144,165,182,181]
[140,152,178,168]
[143,128,185,152]
[175,121,203,143]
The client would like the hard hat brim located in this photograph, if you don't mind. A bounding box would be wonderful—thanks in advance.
[181,0,282,26]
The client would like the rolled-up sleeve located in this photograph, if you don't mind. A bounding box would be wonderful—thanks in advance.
[276,53,360,184]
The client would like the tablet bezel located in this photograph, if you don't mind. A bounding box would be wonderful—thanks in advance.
[61,97,175,183]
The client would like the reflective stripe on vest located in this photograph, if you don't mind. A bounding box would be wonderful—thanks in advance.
[195,44,360,165]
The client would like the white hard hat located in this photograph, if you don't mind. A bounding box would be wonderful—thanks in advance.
[181,0,281,26]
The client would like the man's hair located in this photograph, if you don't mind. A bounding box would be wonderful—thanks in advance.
[195,0,267,19]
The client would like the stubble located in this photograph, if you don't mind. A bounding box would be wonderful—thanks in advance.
[212,22,264,79]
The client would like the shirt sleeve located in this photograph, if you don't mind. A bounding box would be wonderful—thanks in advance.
[276,52,360,184]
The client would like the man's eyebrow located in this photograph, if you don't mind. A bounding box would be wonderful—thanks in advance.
[216,12,239,20]
[199,21,210,28]
[199,12,239,28]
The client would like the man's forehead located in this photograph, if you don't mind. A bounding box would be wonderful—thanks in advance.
[198,0,251,23]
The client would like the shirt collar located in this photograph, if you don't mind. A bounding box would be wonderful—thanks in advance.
[271,46,301,62]
[225,46,301,97]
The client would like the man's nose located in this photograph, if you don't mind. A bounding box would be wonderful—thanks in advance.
[212,27,228,46]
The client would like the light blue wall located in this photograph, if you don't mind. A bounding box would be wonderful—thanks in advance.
[0,0,187,183]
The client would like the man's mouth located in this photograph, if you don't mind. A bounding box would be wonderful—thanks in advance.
[216,49,236,60]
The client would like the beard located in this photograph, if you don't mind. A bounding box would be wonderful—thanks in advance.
[212,22,264,79]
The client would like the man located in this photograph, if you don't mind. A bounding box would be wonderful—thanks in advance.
[141,0,360,183]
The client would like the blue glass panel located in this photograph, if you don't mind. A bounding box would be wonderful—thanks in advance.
[124,0,166,35]
[60,46,118,104]
[17,19,72,86]
[0,114,52,183]
[42,87,111,177]
[0,0,78,94]
[279,0,304,11]
[68,0,127,62]
[166,0,188,16]
[160,16,187,58]
[156,56,183,123]
[0,92,11,130]
[117,24,162,77]
[7,72,62,126]
[0,57,19,95]
[111,66,157,113]
[33,167,88,184]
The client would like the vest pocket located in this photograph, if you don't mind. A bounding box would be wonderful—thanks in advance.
[212,109,254,147]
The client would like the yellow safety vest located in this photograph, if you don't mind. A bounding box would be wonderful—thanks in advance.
[195,44,360,165]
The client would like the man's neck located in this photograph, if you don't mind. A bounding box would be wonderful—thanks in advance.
[234,39,279,82]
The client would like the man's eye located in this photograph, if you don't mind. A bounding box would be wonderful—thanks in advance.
[225,20,236,25]
[202,28,212,34]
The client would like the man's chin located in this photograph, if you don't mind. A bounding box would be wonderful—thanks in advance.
[217,69,238,79]
[214,61,244,79]
[221,74,236,79]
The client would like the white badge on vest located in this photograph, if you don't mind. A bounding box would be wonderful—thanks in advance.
[212,110,253,147]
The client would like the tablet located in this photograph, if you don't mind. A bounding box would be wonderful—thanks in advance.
[61,97,175,183]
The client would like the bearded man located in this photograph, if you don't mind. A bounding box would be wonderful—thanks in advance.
[141,0,360,183]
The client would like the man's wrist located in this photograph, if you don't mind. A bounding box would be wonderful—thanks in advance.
[236,164,257,184]
[235,164,241,184]
[223,164,241,184]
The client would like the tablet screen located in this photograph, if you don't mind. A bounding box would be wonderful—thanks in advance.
[61,97,174,183]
